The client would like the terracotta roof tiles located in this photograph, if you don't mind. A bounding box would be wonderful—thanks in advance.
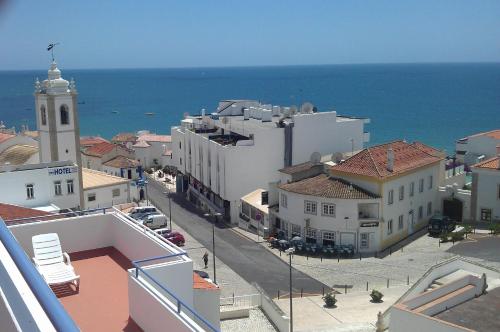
[111,133,137,143]
[278,174,379,199]
[83,142,130,157]
[330,141,444,180]
[138,134,171,143]
[80,136,109,147]
[103,156,140,168]
[279,161,316,175]
[0,132,15,144]
[472,156,500,171]
[0,203,56,225]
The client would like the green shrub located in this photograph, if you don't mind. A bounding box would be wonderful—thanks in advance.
[463,225,473,234]
[323,292,337,308]
[370,290,384,303]
[489,223,500,235]
[450,231,465,242]
[440,233,449,243]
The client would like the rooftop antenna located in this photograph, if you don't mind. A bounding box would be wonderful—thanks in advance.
[47,42,60,62]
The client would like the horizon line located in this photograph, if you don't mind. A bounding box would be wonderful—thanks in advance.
[1,60,500,72]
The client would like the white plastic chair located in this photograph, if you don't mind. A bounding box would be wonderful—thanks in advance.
[32,233,80,291]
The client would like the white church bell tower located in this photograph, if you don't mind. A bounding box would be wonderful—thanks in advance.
[34,60,84,208]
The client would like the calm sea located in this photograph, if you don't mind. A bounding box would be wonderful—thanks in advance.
[0,63,499,154]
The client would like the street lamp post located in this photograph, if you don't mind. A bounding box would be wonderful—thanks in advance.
[163,190,173,230]
[285,247,295,332]
[204,211,221,284]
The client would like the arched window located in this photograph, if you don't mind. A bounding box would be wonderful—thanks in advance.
[40,105,47,126]
[60,105,70,125]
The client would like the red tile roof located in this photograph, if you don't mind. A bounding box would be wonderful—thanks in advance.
[469,129,500,140]
[472,156,500,171]
[103,155,140,168]
[138,133,171,143]
[0,132,15,144]
[0,203,55,225]
[279,174,379,199]
[330,141,444,180]
[111,133,137,143]
[279,161,315,175]
[193,273,218,290]
[83,142,125,157]
[80,136,109,147]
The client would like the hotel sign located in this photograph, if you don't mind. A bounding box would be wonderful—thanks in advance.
[48,166,78,176]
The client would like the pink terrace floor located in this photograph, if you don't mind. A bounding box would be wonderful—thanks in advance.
[54,247,143,332]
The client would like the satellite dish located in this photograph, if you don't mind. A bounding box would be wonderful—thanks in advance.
[183,112,190,119]
[300,102,315,114]
[332,152,343,163]
[310,152,321,164]
[221,117,229,124]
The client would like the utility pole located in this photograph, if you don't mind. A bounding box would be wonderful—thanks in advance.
[285,247,295,332]
[204,212,221,284]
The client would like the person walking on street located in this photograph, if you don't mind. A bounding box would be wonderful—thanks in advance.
[203,251,209,268]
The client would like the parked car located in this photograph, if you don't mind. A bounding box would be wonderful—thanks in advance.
[142,214,168,230]
[163,231,185,246]
[155,228,171,237]
[129,206,158,220]
[428,215,456,236]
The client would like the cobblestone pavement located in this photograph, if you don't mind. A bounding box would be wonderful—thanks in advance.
[261,233,478,293]
[220,309,277,332]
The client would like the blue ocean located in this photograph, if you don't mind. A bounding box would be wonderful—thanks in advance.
[0,63,499,154]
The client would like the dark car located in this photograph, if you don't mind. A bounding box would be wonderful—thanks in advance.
[428,215,456,236]
[163,231,185,246]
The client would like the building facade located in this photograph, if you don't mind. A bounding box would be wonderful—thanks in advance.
[455,129,500,166]
[172,100,369,223]
[470,153,500,223]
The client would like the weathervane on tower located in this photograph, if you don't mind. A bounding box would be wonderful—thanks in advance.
[47,42,60,62]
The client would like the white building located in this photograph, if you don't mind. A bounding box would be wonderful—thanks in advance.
[470,151,500,223]
[0,207,220,331]
[0,132,39,166]
[82,168,138,209]
[172,100,369,223]
[455,129,500,166]
[329,141,445,250]
[133,131,172,168]
[383,256,500,332]
[0,161,81,211]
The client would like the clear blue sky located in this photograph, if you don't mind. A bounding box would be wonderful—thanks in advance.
[0,0,499,70]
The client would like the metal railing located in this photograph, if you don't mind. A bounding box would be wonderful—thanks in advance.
[0,217,79,332]
[132,254,219,332]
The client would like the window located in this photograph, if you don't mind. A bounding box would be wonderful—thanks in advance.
[60,105,70,125]
[305,228,317,239]
[40,105,47,126]
[322,203,336,217]
[291,224,301,237]
[398,215,404,230]
[88,193,96,202]
[360,233,369,249]
[399,186,405,201]
[282,221,289,237]
[67,180,74,194]
[304,200,317,215]
[322,231,335,246]
[427,202,432,216]
[179,142,181,149]
[480,209,492,222]
[388,189,394,205]
[241,202,250,216]
[387,219,393,235]
[26,184,34,199]
[54,181,62,196]
[418,206,423,219]
[281,193,288,208]
[419,179,424,193]
[112,188,120,197]
[180,157,182,165]
[428,175,433,190]
[409,182,414,197]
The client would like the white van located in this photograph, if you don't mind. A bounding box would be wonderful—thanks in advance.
[129,206,158,219]
[142,214,168,230]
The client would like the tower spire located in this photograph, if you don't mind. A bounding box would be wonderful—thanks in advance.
[47,43,60,62]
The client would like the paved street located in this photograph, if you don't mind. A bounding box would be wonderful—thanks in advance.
[146,178,329,298]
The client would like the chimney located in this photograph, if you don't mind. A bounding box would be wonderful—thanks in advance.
[387,147,394,172]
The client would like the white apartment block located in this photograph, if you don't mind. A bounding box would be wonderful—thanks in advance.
[266,141,445,252]
[470,151,500,222]
[455,129,500,166]
[171,100,369,223]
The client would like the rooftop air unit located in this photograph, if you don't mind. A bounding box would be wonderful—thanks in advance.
[243,108,250,120]
[272,105,280,116]
[262,110,272,122]
[254,108,262,120]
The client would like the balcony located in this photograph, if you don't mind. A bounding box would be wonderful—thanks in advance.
[1,209,219,332]
[358,203,379,221]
